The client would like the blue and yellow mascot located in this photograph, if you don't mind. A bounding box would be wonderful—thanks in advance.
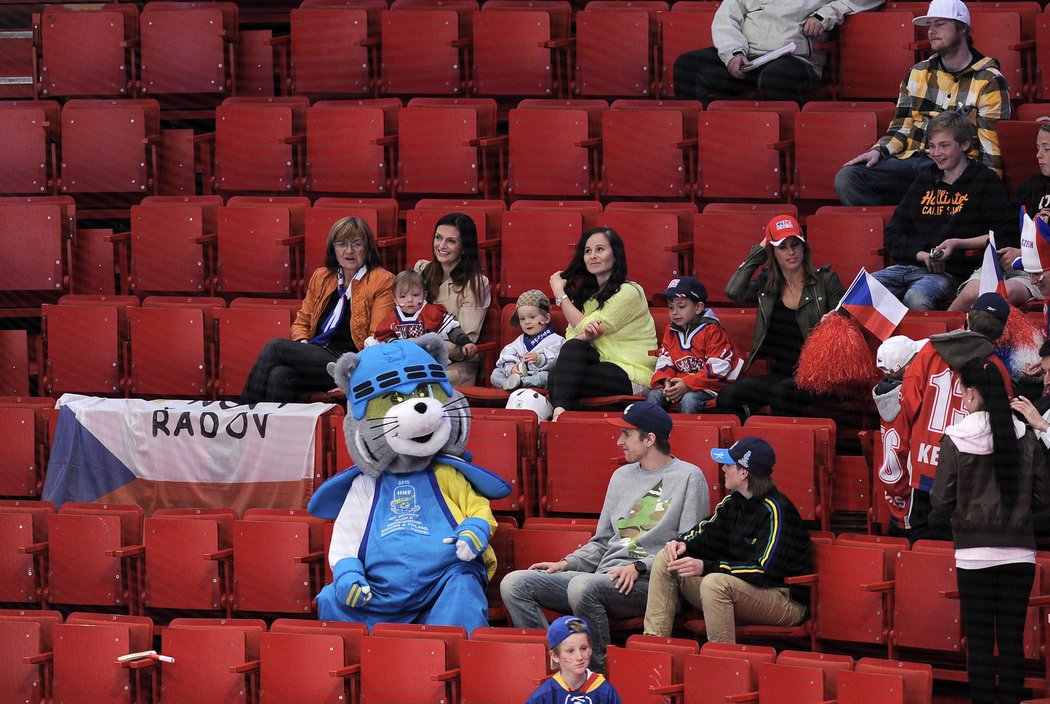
[308,334,510,632]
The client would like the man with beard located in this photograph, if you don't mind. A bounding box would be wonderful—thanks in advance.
[835,0,1011,207]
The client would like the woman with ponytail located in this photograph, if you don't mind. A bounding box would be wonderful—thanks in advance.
[932,356,1050,704]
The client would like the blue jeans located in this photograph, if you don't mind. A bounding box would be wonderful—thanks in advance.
[834,154,933,207]
[873,264,957,311]
[646,387,714,414]
[499,568,650,672]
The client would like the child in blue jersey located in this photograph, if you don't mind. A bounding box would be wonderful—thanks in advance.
[525,616,622,704]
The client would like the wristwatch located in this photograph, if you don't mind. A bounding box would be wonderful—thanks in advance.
[634,560,647,575]
[554,294,568,306]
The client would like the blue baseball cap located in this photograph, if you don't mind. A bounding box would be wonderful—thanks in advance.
[606,401,673,440]
[711,436,776,477]
[547,615,591,650]
[663,276,708,303]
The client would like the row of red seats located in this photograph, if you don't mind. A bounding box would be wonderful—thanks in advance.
[0,192,983,325]
[3,97,1047,211]
[7,0,1050,106]
[0,609,951,704]
[6,500,1050,702]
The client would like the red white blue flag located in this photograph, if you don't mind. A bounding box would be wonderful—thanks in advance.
[977,232,1009,297]
[43,394,334,516]
[839,268,908,341]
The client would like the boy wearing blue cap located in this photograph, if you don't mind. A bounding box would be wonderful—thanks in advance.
[648,276,743,414]
[643,436,813,643]
[501,401,709,672]
[524,616,623,704]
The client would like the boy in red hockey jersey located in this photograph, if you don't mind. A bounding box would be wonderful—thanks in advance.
[648,276,743,414]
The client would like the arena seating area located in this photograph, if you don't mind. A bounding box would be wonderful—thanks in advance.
[3,0,1050,702]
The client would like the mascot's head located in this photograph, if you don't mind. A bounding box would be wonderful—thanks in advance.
[328,334,471,477]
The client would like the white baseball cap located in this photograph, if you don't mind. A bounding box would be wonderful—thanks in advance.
[914,0,970,27]
[876,336,923,374]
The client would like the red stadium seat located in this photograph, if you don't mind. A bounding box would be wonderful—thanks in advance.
[472,4,569,98]
[36,4,137,99]
[0,501,54,605]
[162,617,266,704]
[45,502,145,614]
[507,99,607,199]
[53,613,156,704]
[287,5,374,97]
[304,99,400,197]
[601,100,700,200]
[0,100,60,196]
[143,507,236,616]
[231,508,327,615]
[139,1,239,116]
[396,98,503,199]
[379,5,471,96]
[573,1,665,98]
[838,11,918,101]
[697,107,791,201]
[261,619,368,704]
[209,97,309,197]
[0,608,63,704]
[792,104,894,202]
[217,198,309,296]
[0,198,75,314]
[659,2,718,98]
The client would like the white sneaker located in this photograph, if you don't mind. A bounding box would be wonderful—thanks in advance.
[503,373,522,391]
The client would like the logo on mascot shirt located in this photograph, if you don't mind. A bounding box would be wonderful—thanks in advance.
[381,478,430,538]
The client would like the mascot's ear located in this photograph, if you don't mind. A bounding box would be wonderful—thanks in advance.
[329,352,361,395]
[414,332,451,366]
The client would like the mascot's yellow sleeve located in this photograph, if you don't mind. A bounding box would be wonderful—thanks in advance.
[434,462,499,580]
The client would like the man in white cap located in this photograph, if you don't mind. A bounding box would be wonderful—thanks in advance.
[836,0,1011,206]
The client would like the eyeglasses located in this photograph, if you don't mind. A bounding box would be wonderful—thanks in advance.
[334,240,366,250]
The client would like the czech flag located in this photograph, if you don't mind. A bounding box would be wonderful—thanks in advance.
[839,268,908,341]
[977,231,1009,297]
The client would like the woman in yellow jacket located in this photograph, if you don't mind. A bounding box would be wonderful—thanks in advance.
[239,216,395,403]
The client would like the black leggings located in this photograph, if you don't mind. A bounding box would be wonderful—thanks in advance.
[672,47,821,106]
[547,338,632,411]
[714,373,820,420]
[957,562,1036,704]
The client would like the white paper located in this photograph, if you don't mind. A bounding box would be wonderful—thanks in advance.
[741,42,797,72]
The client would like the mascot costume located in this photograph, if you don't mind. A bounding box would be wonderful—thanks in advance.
[308,334,510,632]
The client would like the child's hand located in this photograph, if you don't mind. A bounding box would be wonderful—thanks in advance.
[664,378,687,403]
[461,343,478,358]
[511,363,523,376]
[522,352,538,364]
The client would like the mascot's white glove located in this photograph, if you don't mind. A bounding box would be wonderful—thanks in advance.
[442,517,491,562]
[332,557,372,608]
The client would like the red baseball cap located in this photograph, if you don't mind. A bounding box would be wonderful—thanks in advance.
[765,215,805,246]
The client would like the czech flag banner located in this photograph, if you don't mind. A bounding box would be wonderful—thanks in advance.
[977,231,1009,297]
[43,394,335,516]
[838,268,908,341]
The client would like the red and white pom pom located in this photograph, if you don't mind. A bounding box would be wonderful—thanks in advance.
[796,312,882,395]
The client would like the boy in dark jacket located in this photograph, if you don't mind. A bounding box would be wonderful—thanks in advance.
[873,110,1017,311]
[642,436,813,643]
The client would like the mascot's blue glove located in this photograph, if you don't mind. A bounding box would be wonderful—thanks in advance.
[332,557,372,608]
[442,517,491,562]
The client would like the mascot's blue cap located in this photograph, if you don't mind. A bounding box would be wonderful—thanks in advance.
[344,340,454,420]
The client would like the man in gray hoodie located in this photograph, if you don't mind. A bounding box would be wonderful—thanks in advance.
[500,402,709,672]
